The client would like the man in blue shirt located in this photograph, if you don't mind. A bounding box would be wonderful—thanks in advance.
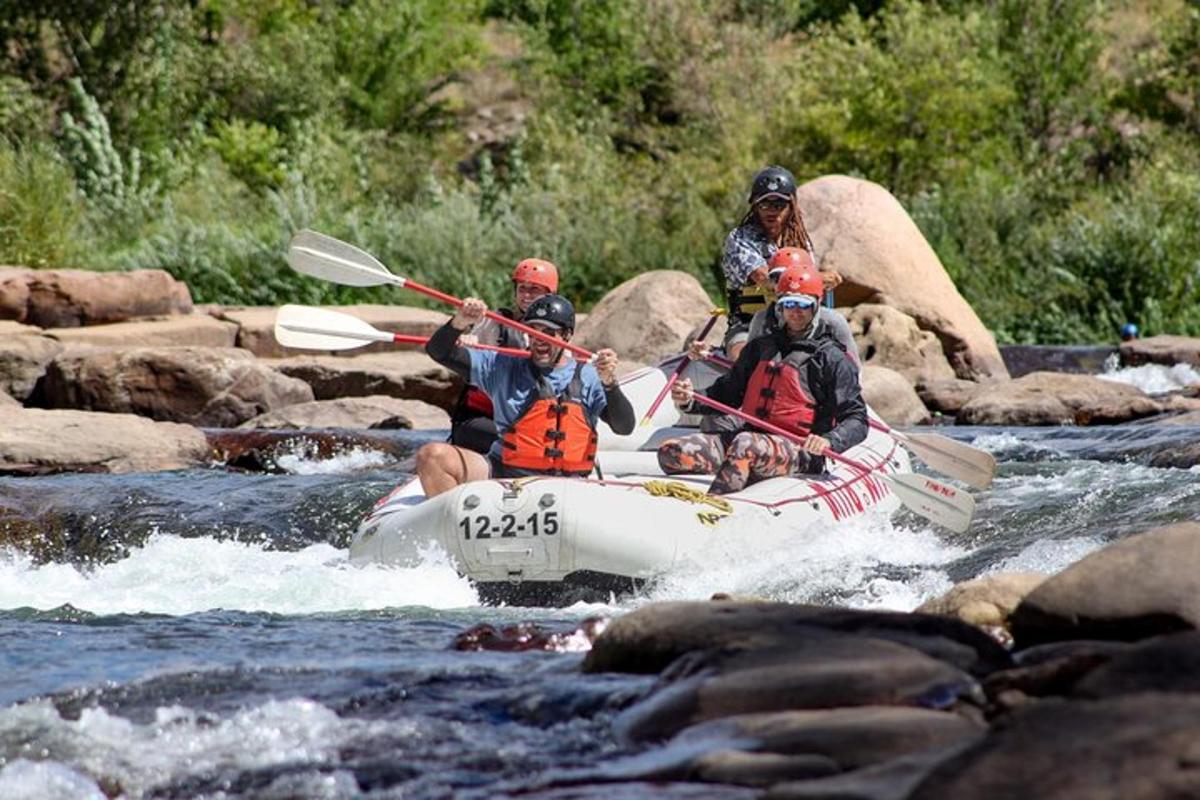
[415,294,635,497]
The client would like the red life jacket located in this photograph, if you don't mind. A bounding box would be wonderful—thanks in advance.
[500,362,598,476]
[740,350,817,435]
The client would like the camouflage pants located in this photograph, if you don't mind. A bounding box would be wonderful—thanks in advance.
[657,431,813,495]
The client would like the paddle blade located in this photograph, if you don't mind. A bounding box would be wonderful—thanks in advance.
[900,431,996,490]
[287,230,403,288]
[274,304,392,351]
[885,472,975,534]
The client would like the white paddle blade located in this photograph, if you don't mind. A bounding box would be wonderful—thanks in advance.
[287,230,403,288]
[898,431,996,490]
[885,472,976,534]
[274,304,394,351]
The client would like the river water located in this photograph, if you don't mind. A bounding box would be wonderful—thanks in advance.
[1,364,1198,799]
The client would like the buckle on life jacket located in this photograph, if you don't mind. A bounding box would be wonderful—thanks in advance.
[545,430,567,441]
[544,447,564,458]
[759,387,776,398]
[765,363,783,375]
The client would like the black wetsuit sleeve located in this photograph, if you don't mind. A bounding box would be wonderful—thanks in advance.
[696,337,762,413]
[600,382,636,434]
[425,321,472,380]
[823,354,868,453]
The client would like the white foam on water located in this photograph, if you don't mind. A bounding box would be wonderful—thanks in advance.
[985,535,1106,576]
[0,698,386,799]
[0,535,477,615]
[275,447,396,475]
[638,511,964,612]
[1098,362,1200,395]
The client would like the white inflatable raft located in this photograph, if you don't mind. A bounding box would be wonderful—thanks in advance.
[349,356,913,605]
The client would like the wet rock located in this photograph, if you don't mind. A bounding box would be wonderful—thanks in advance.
[1010,522,1200,647]
[845,304,956,385]
[0,333,62,400]
[957,371,1162,425]
[224,304,447,358]
[860,366,930,427]
[914,378,985,416]
[674,706,984,772]
[916,573,1047,635]
[453,618,608,653]
[575,271,716,364]
[269,352,462,410]
[583,601,1011,678]
[690,750,839,787]
[37,347,313,426]
[613,632,979,742]
[204,428,411,471]
[1072,630,1200,698]
[239,395,449,430]
[0,266,191,328]
[982,642,1124,706]
[907,694,1200,799]
[1120,334,1200,367]
[765,744,977,800]
[1000,344,1118,378]
[0,407,208,474]
[45,315,237,349]
[797,175,1008,381]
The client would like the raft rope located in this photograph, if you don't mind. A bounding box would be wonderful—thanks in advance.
[642,480,734,514]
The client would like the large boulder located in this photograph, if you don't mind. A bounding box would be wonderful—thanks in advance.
[1001,344,1119,378]
[917,573,1048,632]
[1010,522,1200,647]
[844,304,956,385]
[575,271,716,364]
[916,378,986,416]
[861,366,930,427]
[0,407,208,473]
[45,315,238,350]
[0,332,62,400]
[797,176,1008,381]
[0,267,192,328]
[957,371,1162,425]
[1120,334,1200,367]
[239,396,449,430]
[269,352,462,410]
[37,347,314,427]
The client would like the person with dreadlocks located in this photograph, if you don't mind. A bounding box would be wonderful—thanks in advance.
[721,165,842,359]
[449,258,560,454]
[657,264,866,496]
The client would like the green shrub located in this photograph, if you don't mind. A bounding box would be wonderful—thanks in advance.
[0,142,86,268]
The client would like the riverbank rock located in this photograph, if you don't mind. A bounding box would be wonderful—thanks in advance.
[37,347,314,427]
[1009,522,1200,647]
[845,304,956,385]
[797,176,1008,382]
[0,267,192,328]
[1120,334,1200,367]
[0,407,208,473]
[45,315,238,350]
[956,371,1162,425]
[239,396,449,430]
[0,333,62,400]
[917,573,1048,639]
[1000,344,1118,378]
[270,352,463,410]
[575,271,715,364]
[915,378,985,416]
[861,366,930,426]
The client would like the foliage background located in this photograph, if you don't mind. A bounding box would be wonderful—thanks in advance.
[1,0,1197,343]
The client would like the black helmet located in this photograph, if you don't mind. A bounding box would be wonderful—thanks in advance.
[524,293,575,331]
[748,165,797,205]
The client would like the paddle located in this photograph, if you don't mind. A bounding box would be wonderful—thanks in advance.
[286,229,593,360]
[274,304,531,358]
[640,309,725,426]
[681,391,975,533]
[699,351,994,489]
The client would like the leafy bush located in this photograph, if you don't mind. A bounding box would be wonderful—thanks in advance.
[0,142,85,268]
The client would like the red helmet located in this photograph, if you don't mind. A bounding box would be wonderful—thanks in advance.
[512,258,559,292]
[774,264,823,299]
[768,247,815,274]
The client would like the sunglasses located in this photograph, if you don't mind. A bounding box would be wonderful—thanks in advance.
[777,296,817,310]
[756,198,790,211]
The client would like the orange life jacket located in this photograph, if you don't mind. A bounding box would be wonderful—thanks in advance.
[500,362,598,476]
[741,351,817,435]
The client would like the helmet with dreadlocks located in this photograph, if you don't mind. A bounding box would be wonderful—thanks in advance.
[748,166,797,205]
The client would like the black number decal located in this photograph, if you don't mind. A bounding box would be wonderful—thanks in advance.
[459,516,472,540]
[500,514,517,537]
[474,515,491,538]
[543,510,559,536]
[527,513,539,536]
